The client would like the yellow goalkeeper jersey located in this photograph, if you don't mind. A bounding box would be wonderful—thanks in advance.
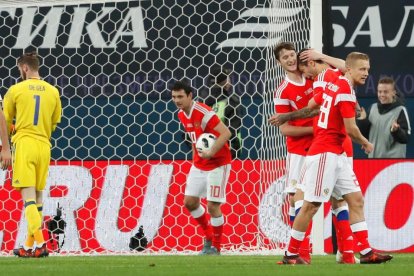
[3,78,62,146]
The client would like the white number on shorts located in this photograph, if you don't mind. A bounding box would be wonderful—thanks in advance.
[318,94,333,129]
[210,186,221,198]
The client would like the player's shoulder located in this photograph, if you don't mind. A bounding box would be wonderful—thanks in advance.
[193,101,213,114]
[275,79,290,98]
[40,80,59,93]
[335,76,352,90]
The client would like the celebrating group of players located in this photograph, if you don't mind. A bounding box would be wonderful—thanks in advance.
[171,42,394,264]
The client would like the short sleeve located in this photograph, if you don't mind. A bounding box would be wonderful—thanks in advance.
[205,114,221,132]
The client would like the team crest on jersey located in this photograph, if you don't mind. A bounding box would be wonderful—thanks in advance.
[194,121,201,128]
[291,180,297,187]
[323,188,330,195]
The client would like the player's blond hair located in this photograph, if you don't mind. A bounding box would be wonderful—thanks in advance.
[345,52,369,68]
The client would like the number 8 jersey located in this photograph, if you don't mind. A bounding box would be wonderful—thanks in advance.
[308,76,356,155]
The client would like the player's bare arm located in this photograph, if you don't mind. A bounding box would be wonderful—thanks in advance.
[199,120,231,159]
[269,107,318,126]
[343,117,373,154]
[0,111,11,170]
[300,49,346,73]
[279,123,313,137]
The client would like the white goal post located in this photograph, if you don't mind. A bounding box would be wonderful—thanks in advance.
[0,0,324,255]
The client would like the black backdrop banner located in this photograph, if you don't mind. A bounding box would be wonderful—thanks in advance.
[323,0,414,98]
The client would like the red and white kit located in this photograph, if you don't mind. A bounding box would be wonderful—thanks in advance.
[274,76,314,193]
[313,68,355,167]
[178,102,232,202]
[304,76,360,203]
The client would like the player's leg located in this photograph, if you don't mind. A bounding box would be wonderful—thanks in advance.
[184,166,213,253]
[284,153,297,227]
[31,140,50,257]
[282,153,336,265]
[293,189,312,263]
[205,164,230,254]
[331,196,356,263]
[337,157,392,264]
[12,138,40,257]
[289,154,312,263]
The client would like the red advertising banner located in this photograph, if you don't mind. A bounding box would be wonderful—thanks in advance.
[0,159,413,253]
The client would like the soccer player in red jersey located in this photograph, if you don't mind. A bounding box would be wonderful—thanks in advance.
[281,52,393,265]
[269,42,314,262]
[269,43,346,263]
[172,81,232,255]
[297,49,359,263]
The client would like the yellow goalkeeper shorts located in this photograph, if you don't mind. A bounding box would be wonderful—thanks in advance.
[12,136,51,191]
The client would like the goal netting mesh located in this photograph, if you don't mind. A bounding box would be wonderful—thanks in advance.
[0,0,310,255]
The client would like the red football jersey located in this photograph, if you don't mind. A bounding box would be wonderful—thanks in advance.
[312,68,353,157]
[308,76,356,155]
[313,68,342,97]
[274,76,314,155]
[178,102,232,170]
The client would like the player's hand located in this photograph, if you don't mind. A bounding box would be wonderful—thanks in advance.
[357,107,367,120]
[0,147,12,170]
[299,49,322,62]
[361,142,374,154]
[268,114,288,126]
[390,120,400,132]
[198,150,213,159]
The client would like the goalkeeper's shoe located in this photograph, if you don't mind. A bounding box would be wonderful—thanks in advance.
[198,239,212,255]
[13,247,33,258]
[33,243,49,258]
[360,251,392,264]
[278,253,309,265]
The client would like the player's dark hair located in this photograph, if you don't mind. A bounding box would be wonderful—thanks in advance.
[17,51,40,71]
[273,42,296,61]
[172,80,192,96]
[297,48,324,67]
[378,76,395,87]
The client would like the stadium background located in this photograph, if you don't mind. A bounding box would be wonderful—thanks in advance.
[0,0,413,254]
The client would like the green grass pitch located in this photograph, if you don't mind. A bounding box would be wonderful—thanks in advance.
[0,254,412,276]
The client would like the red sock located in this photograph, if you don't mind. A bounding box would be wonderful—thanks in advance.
[332,215,343,253]
[298,221,312,259]
[287,237,302,255]
[212,225,223,251]
[337,220,354,255]
[353,230,371,254]
[195,213,213,241]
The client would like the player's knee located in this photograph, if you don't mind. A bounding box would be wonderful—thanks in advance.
[206,201,221,216]
[183,198,198,211]
[302,201,321,216]
[347,193,364,210]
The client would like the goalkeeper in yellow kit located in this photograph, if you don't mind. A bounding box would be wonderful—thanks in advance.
[3,52,62,257]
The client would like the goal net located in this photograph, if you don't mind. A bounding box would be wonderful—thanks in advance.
[0,0,311,255]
